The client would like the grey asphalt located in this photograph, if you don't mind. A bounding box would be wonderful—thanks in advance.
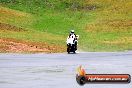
[0,51,132,88]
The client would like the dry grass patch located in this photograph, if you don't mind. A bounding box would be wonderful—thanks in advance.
[102,37,132,45]
[0,38,65,53]
[85,20,132,32]
[0,6,30,17]
[0,23,26,32]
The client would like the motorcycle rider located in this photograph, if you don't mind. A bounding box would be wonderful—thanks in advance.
[67,30,77,50]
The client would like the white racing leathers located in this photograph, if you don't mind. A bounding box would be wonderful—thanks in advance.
[66,34,76,44]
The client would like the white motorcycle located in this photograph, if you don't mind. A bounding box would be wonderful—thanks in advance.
[66,35,79,54]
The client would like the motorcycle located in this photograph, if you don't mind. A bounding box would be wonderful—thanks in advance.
[66,35,79,54]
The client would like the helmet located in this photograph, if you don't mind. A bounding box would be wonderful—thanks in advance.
[70,30,74,33]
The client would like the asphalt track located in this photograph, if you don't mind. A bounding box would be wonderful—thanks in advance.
[0,52,132,88]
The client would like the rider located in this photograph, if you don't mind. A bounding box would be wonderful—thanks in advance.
[68,30,77,50]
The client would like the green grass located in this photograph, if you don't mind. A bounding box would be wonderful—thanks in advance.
[0,30,65,45]
[0,0,132,52]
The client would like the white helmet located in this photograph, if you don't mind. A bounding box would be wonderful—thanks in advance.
[71,30,74,33]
